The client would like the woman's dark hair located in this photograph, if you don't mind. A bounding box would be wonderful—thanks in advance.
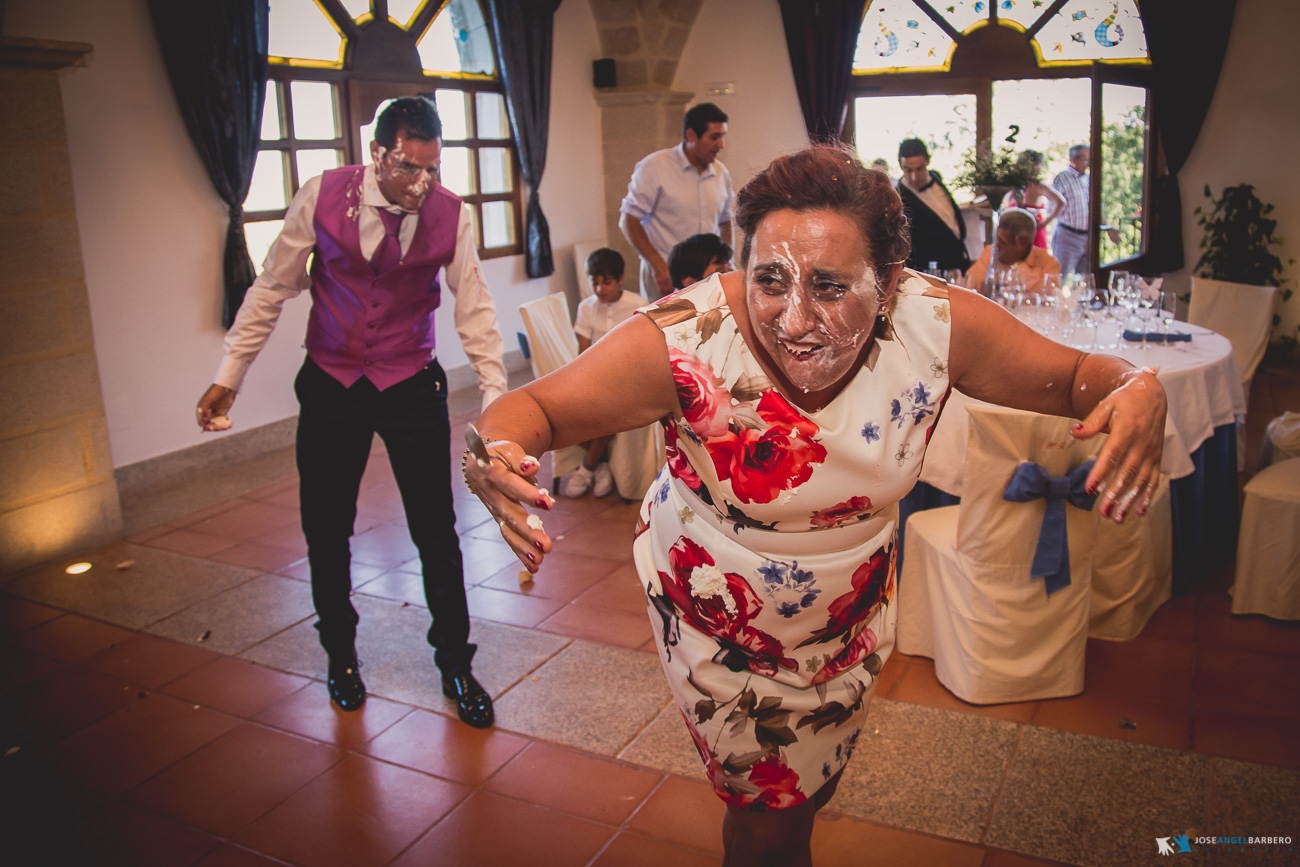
[735,144,910,269]
[585,247,625,280]
[374,96,442,149]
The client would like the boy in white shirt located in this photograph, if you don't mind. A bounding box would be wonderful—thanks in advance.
[565,248,644,497]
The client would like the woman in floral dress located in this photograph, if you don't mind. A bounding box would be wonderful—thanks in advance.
[465,145,1166,865]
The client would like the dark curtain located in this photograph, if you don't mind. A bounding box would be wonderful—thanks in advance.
[484,0,561,278]
[778,0,868,141]
[148,0,269,326]
[1140,0,1236,273]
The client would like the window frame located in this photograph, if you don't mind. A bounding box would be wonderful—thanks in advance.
[847,1,1160,277]
[250,1,525,260]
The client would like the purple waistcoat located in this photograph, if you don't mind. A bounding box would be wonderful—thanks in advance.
[305,165,462,391]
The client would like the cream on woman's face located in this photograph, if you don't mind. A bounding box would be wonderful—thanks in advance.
[746,208,886,394]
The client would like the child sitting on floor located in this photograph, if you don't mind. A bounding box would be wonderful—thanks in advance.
[564,247,645,497]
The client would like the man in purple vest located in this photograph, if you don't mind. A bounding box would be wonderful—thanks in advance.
[196,97,507,728]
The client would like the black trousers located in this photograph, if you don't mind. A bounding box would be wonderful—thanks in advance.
[294,357,474,676]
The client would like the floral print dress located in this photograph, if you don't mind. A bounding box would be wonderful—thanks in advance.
[633,270,952,810]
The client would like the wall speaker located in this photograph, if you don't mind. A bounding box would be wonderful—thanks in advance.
[593,58,616,89]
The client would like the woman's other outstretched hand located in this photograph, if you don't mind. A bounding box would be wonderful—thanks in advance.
[462,438,555,573]
[1069,368,1167,524]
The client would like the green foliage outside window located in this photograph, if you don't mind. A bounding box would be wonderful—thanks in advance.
[1100,106,1146,264]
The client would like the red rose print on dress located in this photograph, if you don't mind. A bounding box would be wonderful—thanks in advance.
[809,495,874,529]
[664,422,705,495]
[731,754,807,810]
[669,346,733,438]
[658,537,796,676]
[797,545,893,648]
[707,391,827,505]
[812,627,878,684]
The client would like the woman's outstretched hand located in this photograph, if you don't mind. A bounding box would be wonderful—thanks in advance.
[1070,369,1167,524]
[462,437,555,573]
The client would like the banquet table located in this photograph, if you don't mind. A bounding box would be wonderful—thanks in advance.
[904,322,1247,591]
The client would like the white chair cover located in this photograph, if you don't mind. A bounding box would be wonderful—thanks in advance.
[1260,411,1300,471]
[1089,472,1173,641]
[898,405,1101,704]
[1188,277,1279,392]
[518,294,586,480]
[1232,457,1300,620]
[517,293,665,499]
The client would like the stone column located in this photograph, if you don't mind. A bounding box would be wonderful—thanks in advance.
[589,0,703,295]
[0,37,124,574]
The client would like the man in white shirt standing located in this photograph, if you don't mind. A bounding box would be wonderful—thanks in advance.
[194,97,506,728]
[619,102,735,300]
[1051,144,1091,276]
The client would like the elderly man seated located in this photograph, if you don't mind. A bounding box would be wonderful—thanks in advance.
[965,207,1062,294]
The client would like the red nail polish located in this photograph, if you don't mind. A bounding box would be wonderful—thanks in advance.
[526,552,536,564]
[534,541,544,552]
[1071,424,1083,432]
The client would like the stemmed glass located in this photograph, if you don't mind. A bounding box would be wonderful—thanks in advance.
[1158,290,1181,347]
[1041,274,1063,337]
[1076,283,1102,350]
[1134,289,1160,350]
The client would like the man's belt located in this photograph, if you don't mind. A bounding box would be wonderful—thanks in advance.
[1058,224,1088,235]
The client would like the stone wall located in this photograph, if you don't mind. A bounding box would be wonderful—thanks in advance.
[589,0,703,295]
[0,37,123,573]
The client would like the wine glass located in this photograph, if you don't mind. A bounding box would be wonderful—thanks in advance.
[1041,274,1062,337]
[1076,284,1101,350]
[1134,290,1160,350]
[1158,290,1180,347]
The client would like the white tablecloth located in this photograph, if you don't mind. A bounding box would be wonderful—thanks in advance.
[920,324,1247,496]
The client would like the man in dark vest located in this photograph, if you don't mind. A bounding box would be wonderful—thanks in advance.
[196,97,506,728]
[895,138,972,274]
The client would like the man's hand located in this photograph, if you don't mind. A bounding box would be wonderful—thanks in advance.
[196,384,236,432]
[651,259,674,298]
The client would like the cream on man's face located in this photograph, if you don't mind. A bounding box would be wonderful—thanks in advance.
[746,208,886,394]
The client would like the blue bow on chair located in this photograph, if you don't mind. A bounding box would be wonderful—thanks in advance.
[1002,460,1097,596]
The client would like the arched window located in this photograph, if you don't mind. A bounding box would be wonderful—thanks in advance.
[245,0,522,267]
[850,0,1153,272]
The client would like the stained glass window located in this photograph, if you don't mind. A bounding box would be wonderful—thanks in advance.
[855,2,955,73]
[855,0,1148,74]
[1034,0,1148,65]
[268,0,345,65]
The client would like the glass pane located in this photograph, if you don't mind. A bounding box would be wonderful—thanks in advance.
[296,149,343,184]
[482,200,514,248]
[929,0,988,35]
[338,0,369,20]
[246,151,288,211]
[1100,83,1147,265]
[475,92,508,139]
[478,148,511,194]
[855,1,955,72]
[436,90,469,140]
[439,146,472,196]
[998,0,1053,33]
[244,219,286,270]
[268,0,344,64]
[261,83,283,140]
[417,0,494,75]
[389,0,423,26]
[1033,0,1148,64]
[853,93,976,186]
[290,81,338,140]
[991,78,1091,173]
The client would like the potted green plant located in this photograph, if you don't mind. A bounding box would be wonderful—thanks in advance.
[1194,183,1295,366]
[952,146,1036,206]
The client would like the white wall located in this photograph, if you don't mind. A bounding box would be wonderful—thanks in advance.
[674,0,808,192]
[1170,0,1300,341]
[6,0,604,468]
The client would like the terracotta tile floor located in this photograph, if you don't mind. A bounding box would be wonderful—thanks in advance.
[2,369,1298,866]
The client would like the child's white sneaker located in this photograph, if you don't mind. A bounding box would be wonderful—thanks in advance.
[593,462,615,497]
[563,464,594,497]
